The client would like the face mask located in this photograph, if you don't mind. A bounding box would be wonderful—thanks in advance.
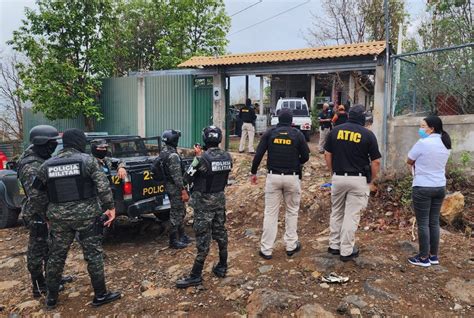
[418,128,429,139]
[47,140,58,156]
[92,148,107,159]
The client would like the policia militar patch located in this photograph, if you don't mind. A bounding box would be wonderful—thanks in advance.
[47,163,81,178]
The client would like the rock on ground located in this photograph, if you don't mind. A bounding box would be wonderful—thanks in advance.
[296,304,335,318]
[440,192,465,225]
[445,278,474,304]
[246,289,299,317]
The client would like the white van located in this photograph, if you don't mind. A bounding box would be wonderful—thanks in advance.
[270,97,311,141]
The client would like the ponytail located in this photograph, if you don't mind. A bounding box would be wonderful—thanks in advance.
[424,115,451,150]
[441,130,452,150]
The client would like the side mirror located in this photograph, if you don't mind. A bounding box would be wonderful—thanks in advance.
[6,161,18,171]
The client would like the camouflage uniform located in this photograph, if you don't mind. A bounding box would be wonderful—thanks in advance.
[32,148,114,296]
[188,148,230,269]
[161,144,185,233]
[96,157,125,176]
[17,147,48,280]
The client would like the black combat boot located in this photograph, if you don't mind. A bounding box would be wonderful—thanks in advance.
[60,275,74,285]
[178,225,194,245]
[46,291,58,310]
[92,291,122,307]
[176,261,203,289]
[169,231,187,249]
[32,274,47,298]
[91,280,121,307]
[212,250,228,278]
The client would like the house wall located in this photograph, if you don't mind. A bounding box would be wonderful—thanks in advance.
[386,114,474,174]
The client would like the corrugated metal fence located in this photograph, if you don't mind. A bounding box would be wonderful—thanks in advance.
[22,73,213,149]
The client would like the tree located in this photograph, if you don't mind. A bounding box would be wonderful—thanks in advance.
[306,0,406,47]
[8,0,117,131]
[0,52,24,141]
[418,0,473,49]
[113,0,230,74]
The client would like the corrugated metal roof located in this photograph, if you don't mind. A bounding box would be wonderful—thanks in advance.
[179,41,386,68]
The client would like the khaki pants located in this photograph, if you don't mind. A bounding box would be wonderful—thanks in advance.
[319,127,331,152]
[260,173,301,255]
[329,175,369,256]
[239,123,255,152]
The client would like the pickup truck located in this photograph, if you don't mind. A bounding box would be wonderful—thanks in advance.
[0,134,191,228]
[271,97,312,141]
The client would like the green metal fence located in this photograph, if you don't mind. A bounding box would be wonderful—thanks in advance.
[97,77,138,135]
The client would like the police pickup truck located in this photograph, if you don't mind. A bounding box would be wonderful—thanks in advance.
[0,134,190,228]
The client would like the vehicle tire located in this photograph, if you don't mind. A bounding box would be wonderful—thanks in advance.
[155,209,170,222]
[303,131,311,142]
[0,201,20,229]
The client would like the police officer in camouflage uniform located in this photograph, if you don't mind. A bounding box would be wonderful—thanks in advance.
[176,126,232,288]
[31,129,121,309]
[90,139,127,180]
[160,130,191,249]
[17,125,73,298]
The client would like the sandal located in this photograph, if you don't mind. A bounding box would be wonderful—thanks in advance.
[321,272,349,283]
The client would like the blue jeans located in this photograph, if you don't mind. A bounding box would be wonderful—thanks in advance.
[412,186,446,257]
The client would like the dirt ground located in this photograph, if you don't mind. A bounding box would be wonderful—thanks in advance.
[0,137,473,317]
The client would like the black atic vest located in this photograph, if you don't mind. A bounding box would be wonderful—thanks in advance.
[267,126,300,173]
[44,154,97,203]
[194,150,232,193]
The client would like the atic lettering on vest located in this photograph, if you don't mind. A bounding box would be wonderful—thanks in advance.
[48,164,81,178]
[242,109,249,112]
[273,138,292,145]
[211,160,232,172]
[336,130,361,143]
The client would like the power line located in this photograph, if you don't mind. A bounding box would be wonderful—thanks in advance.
[229,0,311,37]
[229,0,263,17]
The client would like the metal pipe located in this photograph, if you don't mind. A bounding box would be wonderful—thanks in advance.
[391,42,473,59]
[382,0,390,170]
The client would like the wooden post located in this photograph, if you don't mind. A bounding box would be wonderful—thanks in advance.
[213,73,227,148]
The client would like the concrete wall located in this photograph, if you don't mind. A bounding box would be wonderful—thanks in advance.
[386,114,474,174]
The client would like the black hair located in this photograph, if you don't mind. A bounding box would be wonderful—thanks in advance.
[424,115,451,149]
[246,98,252,107]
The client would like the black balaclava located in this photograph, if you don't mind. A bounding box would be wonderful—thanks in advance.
[278,108,293,126]
[92,148,107,159]
[348,104,366,126]
[63,128,87,153]
[32,140,58,160]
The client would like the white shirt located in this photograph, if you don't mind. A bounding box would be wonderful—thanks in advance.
[408,134,450,187]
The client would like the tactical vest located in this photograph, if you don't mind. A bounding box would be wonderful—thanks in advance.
[159,150,182,183]
[44,153,97,203]
[194,150,232,193]
[240,107,254,123]
[267,126,300,173]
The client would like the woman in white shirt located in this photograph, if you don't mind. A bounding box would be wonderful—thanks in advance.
[406,115,451,267]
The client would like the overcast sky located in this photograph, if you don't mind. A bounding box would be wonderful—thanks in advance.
[0,0,426,102]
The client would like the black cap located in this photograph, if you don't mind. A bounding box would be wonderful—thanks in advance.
[348,104,366,126]
[278,108,293,124]
[63,128,87,153]
[91,139,108,148]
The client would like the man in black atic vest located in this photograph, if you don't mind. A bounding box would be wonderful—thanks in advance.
[250,109,310,259]
[176,126,232,288]
[238,98,257,153]
[324,105,381,262]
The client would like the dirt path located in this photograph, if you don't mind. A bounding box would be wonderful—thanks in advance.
[0,150,473,317]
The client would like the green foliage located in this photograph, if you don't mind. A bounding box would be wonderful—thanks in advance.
[446,151,473,190]
[8,0,230,126]
[9,0,117,129]
[113,0,230,74]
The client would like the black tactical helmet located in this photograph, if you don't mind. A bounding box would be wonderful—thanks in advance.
[162,129,181,147]
[202,126,222,145]
[29,125,59,145]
